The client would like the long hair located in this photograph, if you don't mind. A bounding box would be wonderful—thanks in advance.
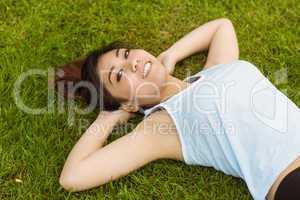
[54,41,136,111]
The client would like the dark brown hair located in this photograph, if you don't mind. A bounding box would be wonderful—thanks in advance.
[54,41,136,111]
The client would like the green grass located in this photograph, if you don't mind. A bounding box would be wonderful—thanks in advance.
[0,0,299,199]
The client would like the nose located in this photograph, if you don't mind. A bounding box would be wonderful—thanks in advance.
[129,58,141,73]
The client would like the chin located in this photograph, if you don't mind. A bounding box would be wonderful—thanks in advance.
[148,61,168,83]
[135,72,167,99]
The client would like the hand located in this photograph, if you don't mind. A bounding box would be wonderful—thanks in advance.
[96,109,136,126]
[157,51,176,74]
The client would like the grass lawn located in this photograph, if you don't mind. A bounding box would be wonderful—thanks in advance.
[0,0,299,199]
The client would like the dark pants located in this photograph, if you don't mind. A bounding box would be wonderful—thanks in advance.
[274,166,300,200]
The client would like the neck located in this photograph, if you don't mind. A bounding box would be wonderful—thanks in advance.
[159,75,189,103]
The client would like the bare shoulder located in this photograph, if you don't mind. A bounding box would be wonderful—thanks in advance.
[133,110,184,161]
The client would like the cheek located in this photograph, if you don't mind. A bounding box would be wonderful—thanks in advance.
[122,64,167,99]
[121,75,141,98]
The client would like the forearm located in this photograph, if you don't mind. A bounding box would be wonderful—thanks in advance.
[62,116,117,169]
[166,18,229,63]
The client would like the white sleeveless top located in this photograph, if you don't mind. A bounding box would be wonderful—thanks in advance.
[142,60,300,200]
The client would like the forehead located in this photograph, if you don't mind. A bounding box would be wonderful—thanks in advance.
[98,49,118,70]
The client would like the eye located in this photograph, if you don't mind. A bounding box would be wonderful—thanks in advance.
[116,69,124,82]
[124,49,130,59]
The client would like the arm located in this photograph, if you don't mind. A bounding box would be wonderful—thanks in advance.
[59,110,182,192]
[159,18,239,71]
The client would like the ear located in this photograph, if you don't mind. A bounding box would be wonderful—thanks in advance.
[120,102,140,113]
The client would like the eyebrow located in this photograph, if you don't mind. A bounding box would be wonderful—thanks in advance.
[108,49,121,84]
[108,66,115,84]
[116,48,120,57]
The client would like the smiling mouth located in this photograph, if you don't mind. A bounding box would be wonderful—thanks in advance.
[143,61,152,78]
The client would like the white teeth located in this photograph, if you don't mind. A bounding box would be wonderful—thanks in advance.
[143,62,151,78]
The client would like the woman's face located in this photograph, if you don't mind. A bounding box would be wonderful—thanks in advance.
[97,48,169,106]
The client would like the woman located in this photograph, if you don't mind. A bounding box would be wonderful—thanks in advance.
[56,18,300,200]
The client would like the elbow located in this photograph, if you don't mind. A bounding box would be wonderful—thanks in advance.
[59,170,81,192]
[59,168,105,192]
[218,18,235,32]
[59,173,75,192]
[219,18,233,26]
[220,18,236,34]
